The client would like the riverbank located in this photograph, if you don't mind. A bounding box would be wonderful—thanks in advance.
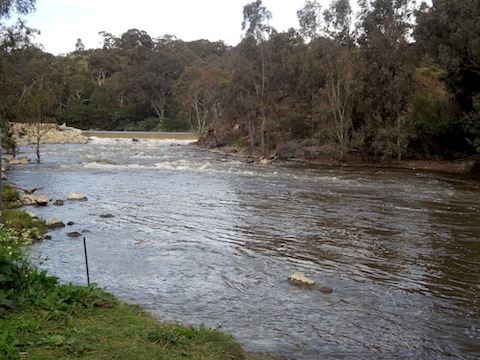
[205,145,480,175]
[9,122,478,175]
[1,295,276,359]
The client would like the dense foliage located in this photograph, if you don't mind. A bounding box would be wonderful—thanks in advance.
[1,0,479,161]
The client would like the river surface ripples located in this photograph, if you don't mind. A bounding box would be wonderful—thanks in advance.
[8,137,480,359]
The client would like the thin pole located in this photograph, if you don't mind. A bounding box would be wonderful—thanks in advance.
[83,237,90,286]
[0,128,2,224]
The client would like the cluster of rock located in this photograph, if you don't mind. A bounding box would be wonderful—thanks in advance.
[1,155,32,180]
[19,190,89,237]
[10,122,88,145]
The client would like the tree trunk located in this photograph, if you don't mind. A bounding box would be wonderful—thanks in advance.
[260,115,267,158]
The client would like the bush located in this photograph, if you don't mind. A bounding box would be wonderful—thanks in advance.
[1,184,21,209]
[0,225,35,309]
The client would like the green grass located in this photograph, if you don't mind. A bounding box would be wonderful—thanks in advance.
[1,293,263,360]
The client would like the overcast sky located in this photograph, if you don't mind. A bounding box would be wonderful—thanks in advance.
[19,0,335,55]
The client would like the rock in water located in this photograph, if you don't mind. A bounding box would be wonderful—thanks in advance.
[46,218,65,229]
[288,272,333,293]
[20,194,51,206]
[67,192,88,201]
[67,231,82,238]
[317,285,333,293]
[288,272,315,285]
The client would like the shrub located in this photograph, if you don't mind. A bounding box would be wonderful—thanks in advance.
[1,184,21,209]
[0,225,33,308]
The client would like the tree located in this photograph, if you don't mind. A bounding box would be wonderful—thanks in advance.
[415,0,480,112]
[122,49,184,126]
[240,0,274,156]
[323,0,354,47]
[16,50,61,162]
[297,0,322,41]
[242,0,272,41]
[173,66,228,134]
[322,41,356,160]
[356,0,417,160]
[0,0,36,19]
[0,0,38,133]
[75,38,85,52]
[118,29,153,51]
[297,0,356,160]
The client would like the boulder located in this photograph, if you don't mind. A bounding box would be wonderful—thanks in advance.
[53,199,64,206]
[20,194,51,206]
[67,192,87,201]
[46,217,65,229]
[287,272,333,293]
[288,272,315,285]
[100,213,114,218]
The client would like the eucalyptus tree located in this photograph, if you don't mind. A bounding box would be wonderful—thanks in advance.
[297,0,323,41]
[415,0,480,111]
[240,0,273,156]
[0,0,37,149]
[323,0,354,47]
[13,48,63,162]
[415,0,480,154]
[116,30,185,128]
[0,0,35,18]
[356,0,417,160]
[172,66,228,135]
[297,0,356,160]
[261,29,310,141]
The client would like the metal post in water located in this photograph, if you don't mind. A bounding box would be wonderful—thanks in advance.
[83,237,90,286]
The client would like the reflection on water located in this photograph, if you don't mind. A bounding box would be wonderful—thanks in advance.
[8,137,480,360]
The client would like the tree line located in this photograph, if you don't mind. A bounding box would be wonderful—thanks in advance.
[1,0,479,161]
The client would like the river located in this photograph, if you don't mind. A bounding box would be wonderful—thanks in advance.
[7,136,480,359]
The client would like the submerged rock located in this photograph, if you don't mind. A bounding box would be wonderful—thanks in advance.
[316,285,333,293]
[100,213,114,218]
[67,231,82,238]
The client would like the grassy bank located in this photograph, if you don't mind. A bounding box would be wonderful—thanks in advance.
[0,185,273,359]
[1,289,266,359]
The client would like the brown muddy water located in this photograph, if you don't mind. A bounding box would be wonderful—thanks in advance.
[8,135,480,359]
